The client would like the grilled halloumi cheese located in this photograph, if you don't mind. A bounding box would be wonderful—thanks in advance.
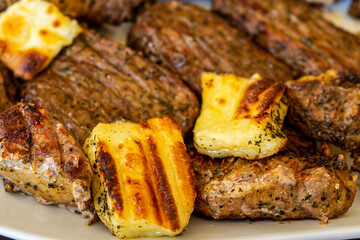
[0,0,82,80]
[83,117,196,238]
[194,73,288,159]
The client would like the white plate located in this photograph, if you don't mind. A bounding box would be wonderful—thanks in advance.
[1,1,360,240]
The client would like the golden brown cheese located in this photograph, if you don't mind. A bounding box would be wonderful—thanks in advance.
[194,73,288,159]
[0,0,82,80]
[83,117,196,238]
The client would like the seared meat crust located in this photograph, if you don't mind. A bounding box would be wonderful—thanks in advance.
[192,145,356,223]
[213,0,360,76]
[21,29,199,144]
[128,1,292,95]
[349,0,360,18]
[0,62,15,112]
[0,0,151,25]
[286,70,360,171]
[286,71,360,152]
[282,121,317,156]
[0,102,94,221]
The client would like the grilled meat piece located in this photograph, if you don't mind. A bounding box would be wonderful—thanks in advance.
[0,102,95,221]
[286,70,360,171]
[128,1,292,95]
[0,0,151,25]
[349,0,360,18]
[350,152,360,171]
[213,0,360,76]
[0,62,15,112]
[192,144,356,223]
[21,29,199,145]
[282,121,317,156]
[286,70,360,151]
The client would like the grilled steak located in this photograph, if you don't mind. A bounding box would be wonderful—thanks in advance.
[349,0,360,18]
[128,1,292,95]
[213,0,360,76]
[192,144,356,223]
[0,0,151,25]
[21,29,199,145]
[0,62,15,112]
[0,102,95,221]
[286,70,360,170]
[282,121,317,156]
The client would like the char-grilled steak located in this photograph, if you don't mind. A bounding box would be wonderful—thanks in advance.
[213,0,360,76]
[0,62,15,112]
[0,102,95,221]
[21,29,199,145]
[349,0,360,18]
[192,144,356,223]
[286,70,360,171]
[0,0,151,25]
[128,1,292,95]
[282,121,317,156]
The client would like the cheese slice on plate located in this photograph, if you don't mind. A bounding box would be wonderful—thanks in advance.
[0,0,82,80]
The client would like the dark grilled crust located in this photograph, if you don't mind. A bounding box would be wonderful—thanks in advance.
[349,0,360,18]
[234,78,285,120]
[146,135,181,231]
[282,121,317,156]
[0,102,94,220]
[0,0,153,25]
[286,71,360,171]
[97,144,124,214]
[192,145,356,222]
[213,0,360,76]
[21,29,199,145]
[128,1,292,96]
[0,62,15,112]
[91,118,195,233]
[286,72,360,152]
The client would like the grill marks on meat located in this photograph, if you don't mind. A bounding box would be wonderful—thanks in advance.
[286,70,360,171]
[21,30,199,145]
[213,0,360,76]
[349,0,360,18]
[0,0,151,25]
[192,145,356,223]
[128,2,292,95]
[0,102,95,221]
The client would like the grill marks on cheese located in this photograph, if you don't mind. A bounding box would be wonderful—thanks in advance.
[94,133,181,231]
[145,135,180,231]
[194,73,288,159]
[234,78,285,120]
[97,146,124,213]
[84,118,195,238]
[0,0,82,80]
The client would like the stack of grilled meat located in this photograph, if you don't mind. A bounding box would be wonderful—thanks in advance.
[0,0,359,227]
